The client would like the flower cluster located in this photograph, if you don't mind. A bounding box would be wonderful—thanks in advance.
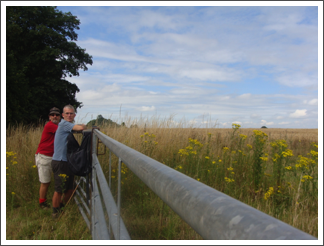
[232,123,241,129]
[223,147,229,152]
[270,140,288,148]
[301,175,313,182]
[188,138,203,148]
[264,187,274,200]
[295,155,315,169]
[239,134,247,140]
[6,151,18,165]
[260,157,268,162]
[58,173,68,179]
[178,138,203,157]
[224,177,235,183]
[282,149,293,157]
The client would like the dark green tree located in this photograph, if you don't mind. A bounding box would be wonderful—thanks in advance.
[86,115,122,128]
[6,6,93,126]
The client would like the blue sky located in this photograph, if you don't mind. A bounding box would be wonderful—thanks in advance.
[2,2,323,128]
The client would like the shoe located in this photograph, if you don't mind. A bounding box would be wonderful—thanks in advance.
[40,200,50,209]
[52,212,60,219]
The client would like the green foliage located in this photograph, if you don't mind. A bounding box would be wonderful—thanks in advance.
[86,115,124,128]
[261,126,268,128]
[6,6,93,126]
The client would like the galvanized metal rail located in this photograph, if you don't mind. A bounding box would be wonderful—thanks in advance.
[74,128,317,240]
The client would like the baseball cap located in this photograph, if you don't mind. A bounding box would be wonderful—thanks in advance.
[49,107,60,115]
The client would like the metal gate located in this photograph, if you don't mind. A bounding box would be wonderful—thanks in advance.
[73,128,317,240]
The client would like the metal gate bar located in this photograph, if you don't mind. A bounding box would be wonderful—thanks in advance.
[92,129,317,240]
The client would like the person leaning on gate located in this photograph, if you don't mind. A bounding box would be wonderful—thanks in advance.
[35,107,61,208]
[51,104,86,218]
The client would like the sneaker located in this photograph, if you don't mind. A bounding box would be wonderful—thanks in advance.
[40,200,50,209]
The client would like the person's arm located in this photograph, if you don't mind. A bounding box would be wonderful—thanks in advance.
[72,124,86,131]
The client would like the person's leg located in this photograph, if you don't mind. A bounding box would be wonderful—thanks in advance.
[40,182,50,199]
[52,191,62,208]
[63,189,74,204]
[51,160,64,217]
[62,164,75,205]
[36,154,52,207]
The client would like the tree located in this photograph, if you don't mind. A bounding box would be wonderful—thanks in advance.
[261,126,268,128]
[86,115,123,128]
[6,6,93,126]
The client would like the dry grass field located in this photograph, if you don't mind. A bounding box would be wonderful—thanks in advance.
[6,121,318,239]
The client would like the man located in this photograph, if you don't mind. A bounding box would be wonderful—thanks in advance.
[51,105,86,218]
[35,107,61,208]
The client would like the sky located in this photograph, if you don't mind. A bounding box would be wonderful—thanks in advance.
[2,2,323,130]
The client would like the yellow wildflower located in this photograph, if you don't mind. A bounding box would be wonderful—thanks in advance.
[264,187,274,200]
[282,149,293,157]
[302,175,313,180]
[224,177,235,183]
[239,134,247,140]
[232,123,241,129]
[205,156,210,160]
[178,149,189,156]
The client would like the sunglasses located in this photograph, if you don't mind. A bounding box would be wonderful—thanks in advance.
[50,114,60,117]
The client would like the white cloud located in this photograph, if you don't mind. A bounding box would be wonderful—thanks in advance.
[289,109,307,118]
[308,99,318,106]
[140,106,156,112]
[232,121,242,125]
[261,120,274,126]
[238,93,251,99]
[276,72,317,87]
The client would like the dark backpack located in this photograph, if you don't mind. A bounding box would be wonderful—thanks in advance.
[66,130,92,176]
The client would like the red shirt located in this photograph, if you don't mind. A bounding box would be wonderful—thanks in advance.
[36,121,58,157]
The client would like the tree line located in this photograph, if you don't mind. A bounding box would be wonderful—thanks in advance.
[6,6,93,127]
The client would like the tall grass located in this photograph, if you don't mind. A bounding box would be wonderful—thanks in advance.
[6,118,318,239]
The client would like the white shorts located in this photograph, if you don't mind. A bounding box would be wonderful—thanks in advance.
[35,153,53,183]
